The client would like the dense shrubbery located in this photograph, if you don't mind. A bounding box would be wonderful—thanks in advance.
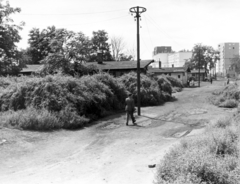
[155,114,240,184]
[0,73,127,130]
[0,72,183,130]
[211,83,240,108]
[119,72,162,106]
[166,76,183,88]
[118,72,181,106]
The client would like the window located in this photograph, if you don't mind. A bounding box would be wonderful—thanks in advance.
[178,75,180,78]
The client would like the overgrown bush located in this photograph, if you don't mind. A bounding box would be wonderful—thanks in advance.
[93,73,128,109]
[119,72,166,106]
[0,74,127,130]
[0,72,182,130]
[166,76,183,88]
[211,84,240,108]
[155,115,240,184]
[210,117,233,129]
[154,76,172,95]
[220,99,238,108]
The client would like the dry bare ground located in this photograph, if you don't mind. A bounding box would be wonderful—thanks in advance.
[0,79,236,184]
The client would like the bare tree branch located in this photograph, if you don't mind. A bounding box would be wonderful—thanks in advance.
[111,36,125,61]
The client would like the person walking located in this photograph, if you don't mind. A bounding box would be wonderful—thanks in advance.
[125,93,136,126]
[227,78,230,85]
[210,77,213,84]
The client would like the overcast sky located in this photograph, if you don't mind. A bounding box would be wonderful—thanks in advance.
[8,0,240,59]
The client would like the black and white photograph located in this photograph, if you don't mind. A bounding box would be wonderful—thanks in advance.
[0,0,240,183]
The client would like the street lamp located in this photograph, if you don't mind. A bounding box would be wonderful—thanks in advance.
[129,6,146,116]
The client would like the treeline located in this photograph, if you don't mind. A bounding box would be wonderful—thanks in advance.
[0,1,132,76]
[0,72,183,130]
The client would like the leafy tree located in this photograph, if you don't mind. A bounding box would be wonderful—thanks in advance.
[190,44,218,76]
[230,55,240,75]
[90,30,113,62]
[64,31,92,63]
[28,26,56,64]
[16,48,32,64]
[118,53,133,61]
[41,28,95,76]
[183,59,194,69]
[0,0,24,75]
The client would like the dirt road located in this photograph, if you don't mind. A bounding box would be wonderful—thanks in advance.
[0,80,236,184]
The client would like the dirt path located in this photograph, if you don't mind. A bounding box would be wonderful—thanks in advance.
[0,80,236,184]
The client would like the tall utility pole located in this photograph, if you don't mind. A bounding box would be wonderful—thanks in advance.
[198,47,201,87]
[129,6,146,116]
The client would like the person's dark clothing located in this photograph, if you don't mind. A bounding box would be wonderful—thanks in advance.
[125,96,136,125]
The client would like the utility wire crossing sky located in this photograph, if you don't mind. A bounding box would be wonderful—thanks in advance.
[8,0,240,59]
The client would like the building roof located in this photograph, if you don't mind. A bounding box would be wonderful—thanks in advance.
[191,69,206,74]
[20,60,154,73]
[148,66,190,74]
[20,65,44,73]
[85,60,154,70]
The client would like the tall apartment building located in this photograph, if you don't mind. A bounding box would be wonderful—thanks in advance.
[216,43,239,75]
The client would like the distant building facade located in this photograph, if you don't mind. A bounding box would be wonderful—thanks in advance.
[152,53,170,68]
[148,63,191,85]
[151,47,192,68]
[153,46,172,55]
[216,42,239,76]
[168,52,192,68]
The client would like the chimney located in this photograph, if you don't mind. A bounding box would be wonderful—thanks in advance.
[97,52,103,64]
[159,61,161,69]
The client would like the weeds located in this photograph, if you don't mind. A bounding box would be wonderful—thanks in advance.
[155,114,240,184]
[211,84,240,108]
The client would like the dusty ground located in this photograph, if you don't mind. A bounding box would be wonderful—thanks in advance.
[0,80,236,184]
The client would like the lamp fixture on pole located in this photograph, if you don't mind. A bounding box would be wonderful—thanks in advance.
[129,6,146,116]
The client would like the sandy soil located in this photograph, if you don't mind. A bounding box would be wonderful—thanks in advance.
[0,80,236,184]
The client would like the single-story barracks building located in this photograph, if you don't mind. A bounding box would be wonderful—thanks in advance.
[148,62,191,85]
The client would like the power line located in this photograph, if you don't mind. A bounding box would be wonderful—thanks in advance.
[20,9,126,16]
[142,14,154,50]
[144,14,183,48]
[24,15,129,27]
[140,34,151,56]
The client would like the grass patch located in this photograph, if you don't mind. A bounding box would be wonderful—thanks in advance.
[1,107,61,131]
[155,114,240,184]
